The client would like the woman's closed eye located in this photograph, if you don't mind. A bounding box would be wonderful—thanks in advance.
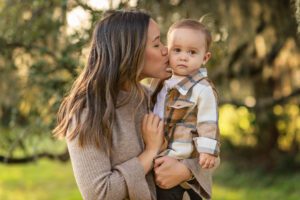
[153,43,160,47]
[154,41,164,48]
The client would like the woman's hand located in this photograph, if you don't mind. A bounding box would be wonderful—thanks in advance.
[142,112,164,154]
[138,113,164,174]
[154,156,192,189]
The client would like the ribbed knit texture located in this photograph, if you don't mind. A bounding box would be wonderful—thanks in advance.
[67,91,156,200]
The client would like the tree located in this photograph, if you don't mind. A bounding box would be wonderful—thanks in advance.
[0,0,93,163]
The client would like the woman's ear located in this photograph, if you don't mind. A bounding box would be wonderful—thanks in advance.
[203,52,211,65]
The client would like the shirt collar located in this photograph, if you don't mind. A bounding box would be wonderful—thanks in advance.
[164,75,185,89]
[174,68,208,95]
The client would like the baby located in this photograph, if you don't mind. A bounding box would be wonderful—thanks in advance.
[153,19,220,199]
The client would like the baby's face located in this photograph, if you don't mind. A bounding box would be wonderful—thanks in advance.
[167,28,210,76]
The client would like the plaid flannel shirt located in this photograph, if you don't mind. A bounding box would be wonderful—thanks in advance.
[155,68,220,159]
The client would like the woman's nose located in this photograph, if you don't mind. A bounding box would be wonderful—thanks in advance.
[162,46,168,56]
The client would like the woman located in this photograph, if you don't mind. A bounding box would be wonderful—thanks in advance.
[53,10,205,200]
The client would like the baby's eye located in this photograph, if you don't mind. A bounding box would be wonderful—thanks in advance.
[173,48,181,53]
[188,50,197,55]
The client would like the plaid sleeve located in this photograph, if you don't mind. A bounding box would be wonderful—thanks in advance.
[195,86,220,156]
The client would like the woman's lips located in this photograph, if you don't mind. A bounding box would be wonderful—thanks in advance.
[164,60,172,73]
[165,67,172,73]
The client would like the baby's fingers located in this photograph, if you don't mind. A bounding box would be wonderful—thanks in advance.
[199,156,207,167]
[208,159,215,169]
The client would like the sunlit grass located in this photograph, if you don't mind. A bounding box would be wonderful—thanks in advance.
[0,159,80,200]
[1,159,299,200]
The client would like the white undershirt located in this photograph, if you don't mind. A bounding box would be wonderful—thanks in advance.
[153,75,185,119]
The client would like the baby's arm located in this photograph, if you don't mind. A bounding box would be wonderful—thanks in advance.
[194,85,220,169]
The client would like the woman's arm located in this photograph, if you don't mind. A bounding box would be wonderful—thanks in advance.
[153,156,192,189]
[67,113,163,200]
[138,112,164,173]
[67,136,152,200]
[154,156,220,199]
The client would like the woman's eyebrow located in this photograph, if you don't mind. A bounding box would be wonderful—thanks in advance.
[152,35,160,42]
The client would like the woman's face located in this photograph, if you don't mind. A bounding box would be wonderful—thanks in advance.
[140,19,171,80]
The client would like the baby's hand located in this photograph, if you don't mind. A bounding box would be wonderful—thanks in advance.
[199,153,216,169]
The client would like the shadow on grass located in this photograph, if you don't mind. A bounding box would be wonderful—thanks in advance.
[213,160,300,200]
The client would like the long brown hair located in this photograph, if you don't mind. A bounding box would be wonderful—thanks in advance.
[53,10,150,151]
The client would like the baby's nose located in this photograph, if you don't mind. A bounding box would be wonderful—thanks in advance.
[179,53,188,61]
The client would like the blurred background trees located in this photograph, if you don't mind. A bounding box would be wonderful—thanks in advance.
[0,0,299,170]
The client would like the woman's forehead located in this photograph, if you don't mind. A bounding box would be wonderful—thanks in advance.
[148,19,160,41]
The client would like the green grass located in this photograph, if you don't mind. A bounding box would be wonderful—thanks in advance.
[213,162,300,200]
[0,159,299,200]
[0,159,81,200]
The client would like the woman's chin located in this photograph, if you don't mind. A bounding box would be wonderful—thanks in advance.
[161,72,172,80]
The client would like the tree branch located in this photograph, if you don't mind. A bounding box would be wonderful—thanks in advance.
[220,88,300,109]
[0,149,69,164]
[74,0,101,13]
[0,37,57,58]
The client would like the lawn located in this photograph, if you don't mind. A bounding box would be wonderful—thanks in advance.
[0,159,80,200]
[0,159,299,200]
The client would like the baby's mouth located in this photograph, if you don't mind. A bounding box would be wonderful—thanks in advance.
[177,64,188,68]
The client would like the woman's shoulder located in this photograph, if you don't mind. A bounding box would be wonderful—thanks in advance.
[142,79,164,97]
[66,108,88,137]
[141,83,151,97]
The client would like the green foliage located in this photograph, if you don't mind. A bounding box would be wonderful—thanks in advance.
[0,0,100,156]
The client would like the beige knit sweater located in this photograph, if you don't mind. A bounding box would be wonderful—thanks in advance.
[66,89,217,200]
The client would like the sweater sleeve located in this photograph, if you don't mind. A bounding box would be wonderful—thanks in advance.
[67,136,152,200]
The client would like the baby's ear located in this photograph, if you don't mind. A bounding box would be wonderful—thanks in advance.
[203,52,211,64]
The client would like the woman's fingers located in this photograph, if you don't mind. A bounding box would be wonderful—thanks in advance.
[152,114,160,128]
[147,112,154,127]
[142,113,164,153]
[154,156,165,168]
[154,156,191,189]
[158,120,164,134]
[142,114,148,132]
[144,112,163,133]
